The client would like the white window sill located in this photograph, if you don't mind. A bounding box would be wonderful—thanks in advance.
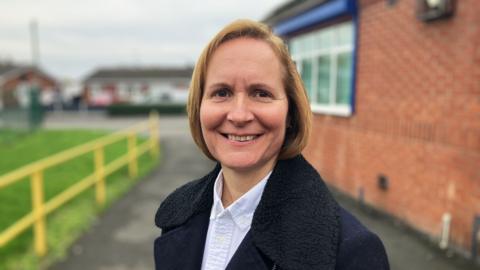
[311,104,352,117]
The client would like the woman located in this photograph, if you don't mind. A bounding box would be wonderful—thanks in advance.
[154,19,389,270]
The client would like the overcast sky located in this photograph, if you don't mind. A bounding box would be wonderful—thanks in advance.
[0,0,287,81]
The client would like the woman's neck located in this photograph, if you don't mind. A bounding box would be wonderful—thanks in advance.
[220,160,276,208]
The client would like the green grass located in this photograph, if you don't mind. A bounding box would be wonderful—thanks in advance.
[0,128,159,270]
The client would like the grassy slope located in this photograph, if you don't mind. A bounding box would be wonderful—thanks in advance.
[0,129,159,269]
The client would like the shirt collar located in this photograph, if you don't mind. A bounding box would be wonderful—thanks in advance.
[210,169,271,230]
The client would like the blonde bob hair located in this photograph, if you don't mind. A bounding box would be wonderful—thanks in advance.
[187,19,312,160]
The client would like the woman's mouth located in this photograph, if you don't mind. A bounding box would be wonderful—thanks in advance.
[221,133,260,142]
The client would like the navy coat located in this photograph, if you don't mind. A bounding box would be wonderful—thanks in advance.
[154,155,390,270]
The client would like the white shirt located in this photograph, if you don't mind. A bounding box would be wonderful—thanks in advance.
[201,170,271,270]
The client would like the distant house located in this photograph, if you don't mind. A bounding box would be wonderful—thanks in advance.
[82,67,193,107]
[0,63,58,110]
[265,0,479,256]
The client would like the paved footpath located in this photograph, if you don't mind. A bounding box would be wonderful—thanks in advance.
[46,112,478,270]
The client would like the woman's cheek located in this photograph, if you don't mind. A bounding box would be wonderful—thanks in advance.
[200,104,226,129]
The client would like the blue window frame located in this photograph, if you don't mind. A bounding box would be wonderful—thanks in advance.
[273,0,358,116]
[290,22,354,116]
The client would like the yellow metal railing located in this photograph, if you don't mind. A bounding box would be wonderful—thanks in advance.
[0,111,160,256]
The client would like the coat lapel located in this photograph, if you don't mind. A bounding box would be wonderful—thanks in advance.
[155,163,219,231]
[154,211,210,270]
[226,231,272,270]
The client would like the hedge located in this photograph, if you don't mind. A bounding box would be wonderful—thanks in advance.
[106,103,186,116]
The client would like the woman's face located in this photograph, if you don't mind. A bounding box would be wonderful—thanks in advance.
[200,38,288,174]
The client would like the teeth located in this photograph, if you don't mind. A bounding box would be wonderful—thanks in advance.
[228,134,257,142]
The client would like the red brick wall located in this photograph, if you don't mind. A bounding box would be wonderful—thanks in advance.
[304,0,480,252]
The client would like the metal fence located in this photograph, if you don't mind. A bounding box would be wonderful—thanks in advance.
[0,111,160,256]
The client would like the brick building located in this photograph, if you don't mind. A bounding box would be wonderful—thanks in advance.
[0,63,58,109]
[83,67,193,106]
[265,0,479,256]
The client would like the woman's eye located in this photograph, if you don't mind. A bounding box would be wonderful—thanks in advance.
[252,89,273,101]
[212,88,230,99]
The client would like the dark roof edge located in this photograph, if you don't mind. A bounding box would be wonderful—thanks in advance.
[82,66,194,82]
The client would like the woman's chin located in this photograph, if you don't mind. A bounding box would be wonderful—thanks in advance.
[221,160,258,173]
[218,155,275,175]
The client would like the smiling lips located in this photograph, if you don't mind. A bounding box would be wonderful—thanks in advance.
[221,133,260,142]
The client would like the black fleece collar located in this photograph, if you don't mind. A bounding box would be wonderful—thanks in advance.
[155,155,340,270]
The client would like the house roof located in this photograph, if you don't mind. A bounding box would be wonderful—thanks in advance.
[0,62,57,85]
[263,0,328,25]
[84,67,194,82]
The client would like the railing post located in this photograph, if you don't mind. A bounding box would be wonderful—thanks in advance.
[31,169,47,256]
[94,145,106,206]
[128,131,138,178]
[149,110,160,159]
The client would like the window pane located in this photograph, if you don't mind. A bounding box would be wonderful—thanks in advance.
[299,36,308,52]
[336,22,353,46]
[304,34,315,53]
[316,55,330,104]
[316,28,333,50]
[289,39,300,55]
[301,59,313,101]
[336,52,352,105]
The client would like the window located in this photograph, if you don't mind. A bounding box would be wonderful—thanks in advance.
[290,21,354,116]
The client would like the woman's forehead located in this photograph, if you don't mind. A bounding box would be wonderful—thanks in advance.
[205,38,283,86]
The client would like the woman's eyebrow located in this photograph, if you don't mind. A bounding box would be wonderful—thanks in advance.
[206,82,230,90]
[248,83,274,90]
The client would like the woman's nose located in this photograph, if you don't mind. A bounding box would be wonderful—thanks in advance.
[226,95,254,125]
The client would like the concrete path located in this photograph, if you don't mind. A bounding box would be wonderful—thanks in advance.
[45,112,478,270]
[335,192,477,270]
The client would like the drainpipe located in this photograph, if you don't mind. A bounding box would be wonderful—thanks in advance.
[472,215,480,261]
[439,213,451,249]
